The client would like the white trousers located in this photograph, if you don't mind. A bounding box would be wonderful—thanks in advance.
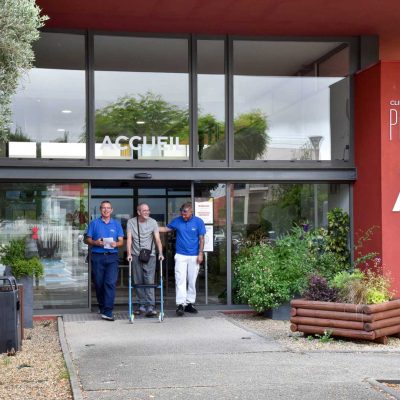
[174,253,199,306]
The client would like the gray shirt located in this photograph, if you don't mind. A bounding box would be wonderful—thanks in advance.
[127,217,159,256]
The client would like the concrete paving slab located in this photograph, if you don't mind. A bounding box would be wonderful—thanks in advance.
[62,311,399,400]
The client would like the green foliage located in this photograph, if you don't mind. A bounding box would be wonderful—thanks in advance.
[93,92,271,161]
[234,243,289,311]
[234,227,315,312]
[273,227,315,294]
[353,226,379,268]
[233,110,270,160]
[331,263,393,304]
[326,208,350,265]
[315,330,334,343]
[331,269,364,289]
[0,0,48,138]
[0,238,44,279]
[94,92,189,142]
[198,113,225,160]
[234,208,393,308]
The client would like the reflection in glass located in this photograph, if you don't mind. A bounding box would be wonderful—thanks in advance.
[5,33,86,159]
[231,182,349,240]
[230,182,350,303]
[197,40,226,160]
[94,35,189,160]
[0,183,89,309]
[233,41,350,160]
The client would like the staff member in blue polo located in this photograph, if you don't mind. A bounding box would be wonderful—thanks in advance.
[86,200,124,321]
[159,202,206,316]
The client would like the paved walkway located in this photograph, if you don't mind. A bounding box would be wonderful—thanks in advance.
[60,311,400,400]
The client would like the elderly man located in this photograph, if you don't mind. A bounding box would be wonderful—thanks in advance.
[127,203,164,317]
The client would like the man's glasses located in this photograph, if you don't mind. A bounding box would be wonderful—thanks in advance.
[180,208,191,214]
[101,207,112,210]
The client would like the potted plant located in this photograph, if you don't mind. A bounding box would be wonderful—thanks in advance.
[290,258,400,344]
[233,209,354,320]
[0,238,44,328]
[234,227,316,319]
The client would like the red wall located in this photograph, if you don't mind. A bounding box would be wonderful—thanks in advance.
[354,62,400,296]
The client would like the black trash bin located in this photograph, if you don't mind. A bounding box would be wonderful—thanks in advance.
[0,276,21,353]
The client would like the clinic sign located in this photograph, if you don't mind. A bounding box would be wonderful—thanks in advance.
[389,99,400,141]
[101,135,180,150]
[389,99,400,211]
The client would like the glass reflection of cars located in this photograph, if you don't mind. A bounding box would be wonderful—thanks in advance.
[213,228,225,245]
[77,233,88,256]
[231,232,243,255]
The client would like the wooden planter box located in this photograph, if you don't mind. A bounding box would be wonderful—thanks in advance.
[290,298,400,344]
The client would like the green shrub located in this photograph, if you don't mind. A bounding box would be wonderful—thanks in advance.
[273,227,314,294]
[326,208,350,265]
[234,227,315,311]
[0,238,44,279]
[234,243,289,311]
[331,263,393,304]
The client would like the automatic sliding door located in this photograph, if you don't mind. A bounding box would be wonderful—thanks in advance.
[90,183,192,309]
[194,183,227,305]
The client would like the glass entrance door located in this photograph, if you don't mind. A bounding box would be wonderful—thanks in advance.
[89,182,191,309]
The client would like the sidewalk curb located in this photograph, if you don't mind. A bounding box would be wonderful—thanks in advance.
[367,378,400,399]
[58,316,84,400]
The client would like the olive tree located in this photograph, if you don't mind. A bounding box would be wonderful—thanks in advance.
[0,0,47,140]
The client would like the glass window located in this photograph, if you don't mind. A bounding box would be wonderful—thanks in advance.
[94,35,189,160]
[231,182,349,242]
[194,183,227,305]
[197,40,226,160]
[0,183,89,309]
[230,182,350,304]
[3,33,86,159]
[233,41,350,161]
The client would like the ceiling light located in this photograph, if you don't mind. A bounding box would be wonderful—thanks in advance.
[57,128,66,132]
[61,110,72,114]
[137,121,145,124]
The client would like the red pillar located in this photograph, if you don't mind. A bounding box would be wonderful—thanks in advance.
[354,61,400,296]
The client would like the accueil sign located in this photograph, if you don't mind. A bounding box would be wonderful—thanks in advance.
[101,135,181,150]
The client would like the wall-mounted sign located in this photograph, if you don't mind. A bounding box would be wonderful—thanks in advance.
[195,198,214,224]
[389,100,400,141]
[101,135,180,150]
[393,193,400,212]
[204,225,214,252]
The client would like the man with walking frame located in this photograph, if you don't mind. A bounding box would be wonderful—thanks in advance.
[126,203,164,317]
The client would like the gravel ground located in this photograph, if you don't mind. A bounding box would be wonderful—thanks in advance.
[0,320,72,400]
[227,313,400,352]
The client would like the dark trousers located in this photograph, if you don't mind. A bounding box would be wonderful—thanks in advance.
[91,253,119,316]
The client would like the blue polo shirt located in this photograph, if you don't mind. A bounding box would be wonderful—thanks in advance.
[167,215,206,256]
[87,217,124,254]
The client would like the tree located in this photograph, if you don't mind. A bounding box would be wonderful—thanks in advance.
[202,109,270,160]
[0,0,47,140]
[91,92,270,160]
[234,109,270,160]
[93,92,189,142]
[198,113,224,160]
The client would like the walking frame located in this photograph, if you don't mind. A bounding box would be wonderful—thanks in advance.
[128,258,164,323]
